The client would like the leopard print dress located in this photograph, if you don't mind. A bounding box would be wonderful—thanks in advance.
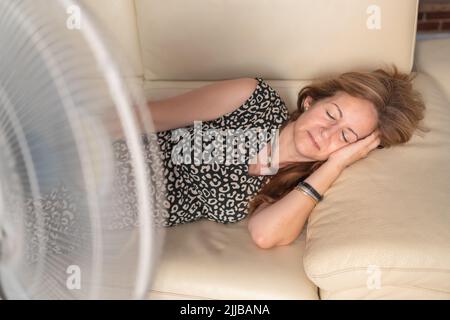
[126,77,290,227]
[24,77,290,234]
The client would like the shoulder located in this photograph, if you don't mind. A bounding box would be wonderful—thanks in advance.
[222,77,259,101]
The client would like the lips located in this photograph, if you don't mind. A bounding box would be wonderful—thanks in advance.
[307,131,320,150]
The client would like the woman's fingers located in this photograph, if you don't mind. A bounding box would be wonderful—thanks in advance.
[368,136,381,151]
[359,131,378,148]
[359,130,380,157]
[329,128,382,167]
[372,129,380,138]
[368,130,380,143]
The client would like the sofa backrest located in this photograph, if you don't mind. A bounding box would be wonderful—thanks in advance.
[81,0,144,77]
[85,0,419,81]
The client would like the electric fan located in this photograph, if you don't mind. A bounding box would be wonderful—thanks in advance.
[0,0,166,299]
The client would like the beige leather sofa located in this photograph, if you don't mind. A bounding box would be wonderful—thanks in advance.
[85,0,450,299]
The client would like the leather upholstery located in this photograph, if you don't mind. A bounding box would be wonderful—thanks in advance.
[415,38,450,102]
[148,219,319,300]
[81,0,144,77]
[303,73,450,298]
[82,0,450,299]
[135,0,418,81]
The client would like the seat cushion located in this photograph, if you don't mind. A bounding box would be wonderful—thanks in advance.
[148,219,319,300]
[143,78,318,299]
[302,72,450,299]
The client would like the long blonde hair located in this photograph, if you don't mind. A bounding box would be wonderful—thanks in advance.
[248,64,430,215]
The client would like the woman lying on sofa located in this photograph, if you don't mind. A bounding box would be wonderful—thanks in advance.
[23,65,427,253]
[140,64,428,249]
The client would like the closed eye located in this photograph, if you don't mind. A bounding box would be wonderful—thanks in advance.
[326,111,335,120]
[326,111,349,143]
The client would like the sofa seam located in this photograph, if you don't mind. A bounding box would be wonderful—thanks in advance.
[149,289,217,300]
[320,284,450,297]
[307,266,450,279]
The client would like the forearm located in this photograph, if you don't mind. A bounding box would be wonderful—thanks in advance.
[248,160,343,248]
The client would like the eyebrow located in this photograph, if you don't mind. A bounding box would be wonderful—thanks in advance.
[331,102,359,140]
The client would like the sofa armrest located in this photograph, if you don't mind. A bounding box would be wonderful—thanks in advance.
[414,37,450,102]
[302,73,450,299]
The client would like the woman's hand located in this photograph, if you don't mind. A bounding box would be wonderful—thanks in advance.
[327,129,381,170]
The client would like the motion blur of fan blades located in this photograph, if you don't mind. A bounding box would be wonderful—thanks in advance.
[0,0,166,299]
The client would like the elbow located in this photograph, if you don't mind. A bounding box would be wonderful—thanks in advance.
[249,231,275,249]
[254,237,274,250]
[249,229,295,249]
[248,218,277,249]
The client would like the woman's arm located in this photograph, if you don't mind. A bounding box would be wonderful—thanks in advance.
[148,78,258,132]
[247,160,344,249]
[247,131,380,249]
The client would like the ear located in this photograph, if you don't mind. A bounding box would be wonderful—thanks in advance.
[303,96,314,109]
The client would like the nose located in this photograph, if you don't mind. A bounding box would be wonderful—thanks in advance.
[320,124,341,141]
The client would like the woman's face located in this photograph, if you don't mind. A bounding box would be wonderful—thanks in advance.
[292,91,379,161]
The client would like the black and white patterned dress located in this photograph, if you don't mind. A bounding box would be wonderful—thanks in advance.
[125,77,290,227]
[24,77,290,235]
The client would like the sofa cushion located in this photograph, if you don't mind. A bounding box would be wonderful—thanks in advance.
[82,0,144,77]
[148,219,319,300]
[414,37,450,102]
[302,72,450,299]
[135,0,418,81]
[320,285,450,300]
[143,78,318,299]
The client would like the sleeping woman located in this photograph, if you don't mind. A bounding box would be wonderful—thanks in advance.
[22,65,428,251]
[110,65,427,248]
